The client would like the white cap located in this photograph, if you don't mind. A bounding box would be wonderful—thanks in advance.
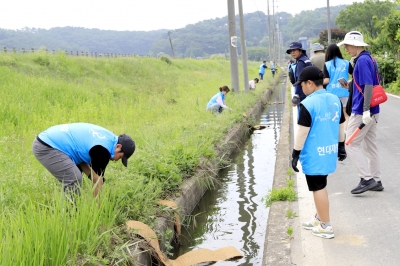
[337,31,369,47]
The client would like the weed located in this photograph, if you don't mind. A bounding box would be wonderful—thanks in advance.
[287,227,293,237]
[262,179,297,207]
[287,168,294,176]
[286,209,298,219]
[160,56,172,65]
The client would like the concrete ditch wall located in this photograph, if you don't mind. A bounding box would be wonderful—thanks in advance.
[134,76,285,265]
[262,81,294,265]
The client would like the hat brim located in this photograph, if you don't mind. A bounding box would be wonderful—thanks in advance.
[337,40,370,47]
[286,49,307,54]
[122,156,128,167]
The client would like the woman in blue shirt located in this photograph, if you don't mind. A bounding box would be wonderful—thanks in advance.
[323,43,353,125]
[206,86,231,113]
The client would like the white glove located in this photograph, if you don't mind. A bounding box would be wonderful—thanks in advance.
[362,110,372,125]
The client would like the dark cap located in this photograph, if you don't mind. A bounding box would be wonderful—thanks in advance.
[293,66,324,86]
[118,134,135,167]
[286,42,306,54]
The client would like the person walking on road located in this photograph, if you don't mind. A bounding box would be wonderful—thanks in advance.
[32,123,135,199]
[323,43,353,128]
[286,41,313,107]
[338,31,383,194]
[291,66,347,239]
[206,85,231,113]
[259,60,268,81]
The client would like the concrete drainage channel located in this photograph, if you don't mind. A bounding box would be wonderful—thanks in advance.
[133,75,291,265]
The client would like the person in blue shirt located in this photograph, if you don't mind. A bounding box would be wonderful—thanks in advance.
[337,31,383,194]
[286,42,313,106]
[206,86,231,113]
[32,123,135,198]
[259,60,268,81]
[270,61,278,77]
[291,66,347,239]
[323,43,354,128]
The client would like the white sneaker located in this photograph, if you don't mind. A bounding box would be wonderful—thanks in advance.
[302,216,320,230]
[312,224,334,239]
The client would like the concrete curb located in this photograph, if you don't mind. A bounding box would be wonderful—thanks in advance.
[262,81,295,265]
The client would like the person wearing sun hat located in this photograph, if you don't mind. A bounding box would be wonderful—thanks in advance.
[310,43,325,72]
[337,31,383,194]
[291,66,346,239]
[286,41,313,107]
[32,123,136,199]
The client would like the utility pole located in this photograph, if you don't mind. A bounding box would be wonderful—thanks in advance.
[167,31,176,58]
[227,0,240,92]
[327,0,332,44]
[238,0,249,92]
[272,0,276,63]
[267,0,272,62]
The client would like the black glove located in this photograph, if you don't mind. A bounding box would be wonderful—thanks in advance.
[292,94,300,105]
[291,149,300,172]
[338,142,347,161]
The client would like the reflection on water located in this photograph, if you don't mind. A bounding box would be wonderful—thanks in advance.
[171,83,285,265]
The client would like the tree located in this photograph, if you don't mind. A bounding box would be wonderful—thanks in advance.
[247,46,268,61]
[335,0,395,38]
[318,28,348,46]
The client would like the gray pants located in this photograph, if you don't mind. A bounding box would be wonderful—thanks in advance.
[206,104,223,113]
[346,113,381,181]
[32,138,83,195]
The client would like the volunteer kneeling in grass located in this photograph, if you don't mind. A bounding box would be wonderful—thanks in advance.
[206,85,231,113]
[291,66,347,239]
[32,123,135,199]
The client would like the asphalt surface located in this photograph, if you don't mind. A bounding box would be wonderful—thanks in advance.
[290,93,400,266]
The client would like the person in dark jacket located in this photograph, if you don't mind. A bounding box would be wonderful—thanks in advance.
[286,42,313,107]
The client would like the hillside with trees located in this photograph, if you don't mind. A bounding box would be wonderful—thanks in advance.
[0,5,346,58]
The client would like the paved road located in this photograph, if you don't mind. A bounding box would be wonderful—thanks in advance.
[290,93,400,266]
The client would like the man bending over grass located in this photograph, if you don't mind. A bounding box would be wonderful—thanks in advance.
[32,123,135,199]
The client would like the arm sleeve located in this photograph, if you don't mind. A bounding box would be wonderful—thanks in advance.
[294,125,310,151]
[295,61,306,96]
[216,96,228,108]
[89,145,110,176]
[323,64,330,79]
[297,104,312,127]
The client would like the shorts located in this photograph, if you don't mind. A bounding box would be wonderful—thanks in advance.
[339,97,348,107]
[305,174,327,191]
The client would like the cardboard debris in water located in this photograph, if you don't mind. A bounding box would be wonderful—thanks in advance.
[157,200,181,239]
[126,220,243,266]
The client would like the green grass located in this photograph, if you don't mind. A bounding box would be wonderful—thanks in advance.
[0,51,273,265]
[263,179,297,207]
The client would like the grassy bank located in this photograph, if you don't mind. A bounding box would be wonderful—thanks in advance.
[0,52,273,265]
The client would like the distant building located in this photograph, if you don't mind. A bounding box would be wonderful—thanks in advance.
[298,37,312,57]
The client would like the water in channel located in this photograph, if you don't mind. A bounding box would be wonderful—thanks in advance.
[171,81,286,265]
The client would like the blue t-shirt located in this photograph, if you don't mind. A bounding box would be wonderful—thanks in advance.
[206,91,225,108]
[300,90,341,175]
[38,123,117,165]
[352,51,380,115]
[259,63,267,74]
[325,57,350,98]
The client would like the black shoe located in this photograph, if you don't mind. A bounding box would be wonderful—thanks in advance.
[370,181,384,191]
[351,178,379,194]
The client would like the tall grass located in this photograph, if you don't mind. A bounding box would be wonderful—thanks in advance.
[0,51,273,264]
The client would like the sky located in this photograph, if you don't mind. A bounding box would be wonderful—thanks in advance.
[2,0,364,32]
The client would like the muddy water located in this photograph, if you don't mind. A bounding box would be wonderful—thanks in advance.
[171,83,286,265]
